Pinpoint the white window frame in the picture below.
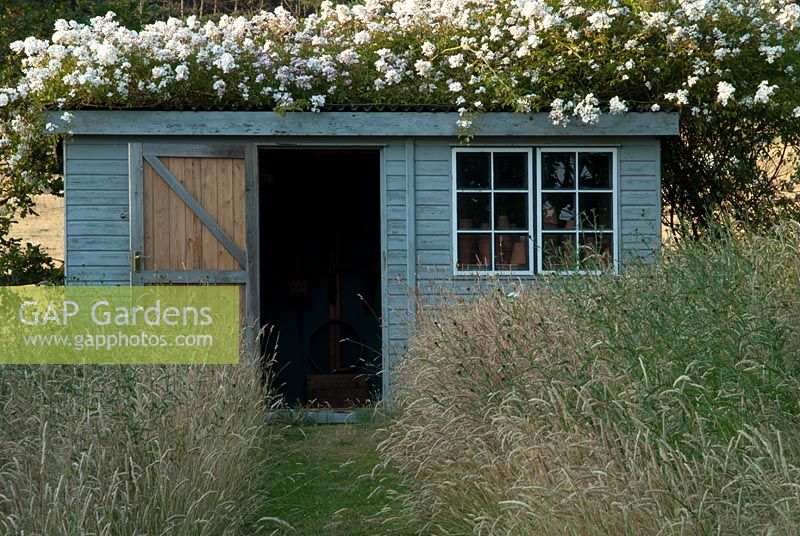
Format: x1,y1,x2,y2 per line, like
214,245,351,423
452,147,535,276
536,147,620,275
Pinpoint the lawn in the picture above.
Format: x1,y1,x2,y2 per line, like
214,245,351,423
254,418,415,535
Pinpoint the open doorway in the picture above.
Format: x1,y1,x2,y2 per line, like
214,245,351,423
259,148,382,407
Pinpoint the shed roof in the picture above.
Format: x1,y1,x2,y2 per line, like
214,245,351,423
49,111,679,137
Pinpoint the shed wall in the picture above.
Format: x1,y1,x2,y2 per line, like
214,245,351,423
64,140,131,285
64,134,662,393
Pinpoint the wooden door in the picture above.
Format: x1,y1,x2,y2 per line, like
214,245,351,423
129,144,259,350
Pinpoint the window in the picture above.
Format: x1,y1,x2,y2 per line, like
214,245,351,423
453,148,534,274
537,148,617,273
452,147,617,275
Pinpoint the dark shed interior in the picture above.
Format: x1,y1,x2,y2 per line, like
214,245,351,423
259,148,382,407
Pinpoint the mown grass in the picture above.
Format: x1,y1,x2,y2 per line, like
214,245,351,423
379,222,800,535
257,417,417,535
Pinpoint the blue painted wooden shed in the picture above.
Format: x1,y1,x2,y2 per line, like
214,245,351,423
53,110,678,405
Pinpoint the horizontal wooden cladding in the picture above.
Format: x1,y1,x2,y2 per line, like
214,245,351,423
68,235,130,251
70,250,129,267
63,141,131,287
49,111,680,137
66,266,130,283
621,161,657,176
66,175,128,191
67,205,128,222
65,190,129,206
65,221,128,236
66,144,129,160
65,159,128,175
621,205,660,221
142,156,246,271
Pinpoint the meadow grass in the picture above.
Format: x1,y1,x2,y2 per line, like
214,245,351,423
0,362,278,535
378,222,800,535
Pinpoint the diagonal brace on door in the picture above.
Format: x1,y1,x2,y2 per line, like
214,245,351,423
144,155,247,269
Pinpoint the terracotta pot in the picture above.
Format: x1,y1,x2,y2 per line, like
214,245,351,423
458,234,477,266
496,235,515,266
564,219,575,230
510,237,527,267
478,235,491,267
458,217,474,229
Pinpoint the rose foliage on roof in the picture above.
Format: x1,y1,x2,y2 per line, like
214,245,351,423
0,0,799,235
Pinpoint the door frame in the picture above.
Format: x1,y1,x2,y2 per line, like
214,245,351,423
128,143,261,352
256,143,388,398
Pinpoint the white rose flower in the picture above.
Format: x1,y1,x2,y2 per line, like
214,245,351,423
549,98,570,127
92,43,118,66
754,80,777,104
716,81,736,106
212,79,226,96
609,96,628,115
214,52,237,73
575,93,601,124
414,60,432,77
758,45,785,64
447,54,464,69
175,64,189,81
310,94,325,112
587,11,613,30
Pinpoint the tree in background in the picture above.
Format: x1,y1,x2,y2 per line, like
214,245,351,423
144,0,322,18
663,106,799,239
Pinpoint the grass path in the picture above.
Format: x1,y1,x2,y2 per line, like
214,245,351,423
255,420,415,535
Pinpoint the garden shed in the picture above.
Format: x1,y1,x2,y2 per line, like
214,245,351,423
54,110,678,405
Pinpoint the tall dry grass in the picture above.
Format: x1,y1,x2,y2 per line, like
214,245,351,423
379,223,800,535
0,362,274,535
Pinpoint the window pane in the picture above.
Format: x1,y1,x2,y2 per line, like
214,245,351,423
542,234,577,271
458,232,492,270
494,152,527,189
579,193,613,230
457,193,491,229
495,234,529,271
541,193,576,230
580,233,613,270
456,152,490,189
494,193,528,230
578,152,613,189
541,152,575,190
